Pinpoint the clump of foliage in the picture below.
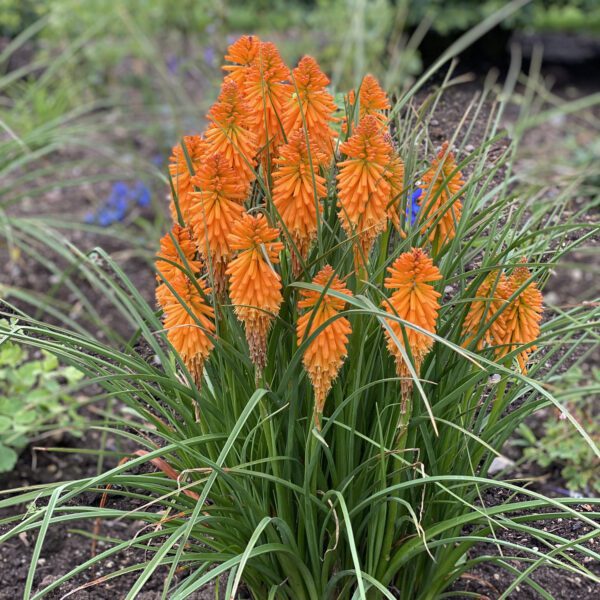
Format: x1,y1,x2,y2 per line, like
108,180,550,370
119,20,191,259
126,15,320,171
1,26,598,599
0,319,84,472
521,368,600,495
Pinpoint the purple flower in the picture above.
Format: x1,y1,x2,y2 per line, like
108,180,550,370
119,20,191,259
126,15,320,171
203,46,216,66
406,189,422,226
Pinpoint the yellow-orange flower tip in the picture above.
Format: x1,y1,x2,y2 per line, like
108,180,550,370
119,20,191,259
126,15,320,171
168,135,210,222
272,129,327,276
222,35,261,85
284,56,337,159
382,248,441,403
226,213,284,375
297,265,352,427
336,115,394,268
161,271,215,392
155,225,202,307
497,262,543,372
357,74,390,122
462,271,511,351
205,77,258,186
189,152,247,296
244,41,292,153
418,141,465,245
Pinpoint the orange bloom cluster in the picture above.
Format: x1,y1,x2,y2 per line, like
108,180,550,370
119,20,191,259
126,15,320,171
284,56,338,159
272,129,327,276
463,262,543,372
418,141,465,246
337,115,401,268
189,153,247,296
154,36,544,420
222,35,261,85
155,224,201,291
168,135,209,221
227,213,284,376
496,263,543,372
462,272,510,350
297,266,352,427
243,42,291,153
205,77,258,188
159,271,215,391
382,248,441,403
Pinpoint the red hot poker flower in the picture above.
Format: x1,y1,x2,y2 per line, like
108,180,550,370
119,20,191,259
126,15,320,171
297,265,352,428
382,248,442,405
205,77,258,188
284,56,337,160
272,129,327,276
226,213,284,376
337,115,393,269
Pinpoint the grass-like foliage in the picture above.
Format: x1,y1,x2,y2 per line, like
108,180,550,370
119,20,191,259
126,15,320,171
1,24,599,600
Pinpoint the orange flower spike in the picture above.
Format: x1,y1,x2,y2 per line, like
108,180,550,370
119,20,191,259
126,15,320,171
244,42,292,153
161,271,215,417
418,141,465,246
358,74,390,123
272,129,327,276
189,153,247,296
155,225,201,307
226,213,284,376
168,135,210,223
205,77,258,187
336,115,393,268
384,151,405,231
497,262,543,372
297,266,352,428
284,56,337,159
222,35,261,85
382,248,442,404
462,272,511,350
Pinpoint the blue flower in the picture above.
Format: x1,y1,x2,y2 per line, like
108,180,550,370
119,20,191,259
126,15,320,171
133,181,151,207
406,189,422,226
85,179,152,226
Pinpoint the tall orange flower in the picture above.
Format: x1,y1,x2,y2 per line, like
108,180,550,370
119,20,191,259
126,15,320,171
227,213,284,376
297,266,352,428
222,35,261,86
356,74,390,123
189,153,247,296
244,42,291,154
284,56,337,159
496,262,543,372
272,129,327,276
345,74,390,133
383,152,405,231
155,225,202,307
462,271,511,351
160,271,215,417
205,77,258,187
382,248,441,404
337,115,393,268
418,141,465,247
168,135,209,222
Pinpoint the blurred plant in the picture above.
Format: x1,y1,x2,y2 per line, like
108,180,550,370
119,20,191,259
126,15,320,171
407,0,600,34
520,368,600,495
84,181,151,227
0,319,84,472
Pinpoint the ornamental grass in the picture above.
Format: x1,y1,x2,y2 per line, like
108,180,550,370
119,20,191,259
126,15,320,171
2,30,599,600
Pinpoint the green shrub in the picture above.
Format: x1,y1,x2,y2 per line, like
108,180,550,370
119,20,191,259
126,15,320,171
520,368,600,494
0,5,598,598
0,319,84,472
